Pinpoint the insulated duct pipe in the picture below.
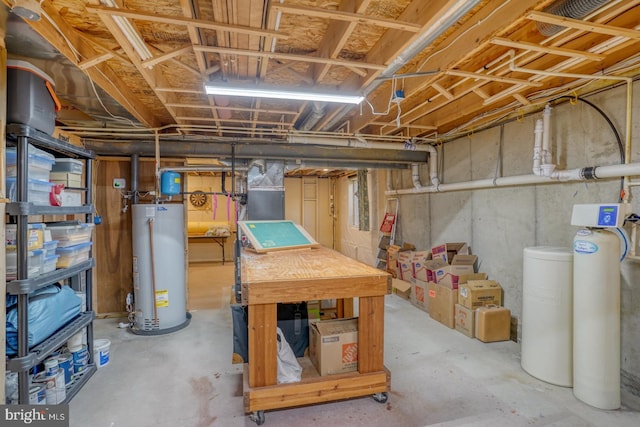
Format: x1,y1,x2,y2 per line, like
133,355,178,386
297,102,326,131
386,162,640,196
537,0,612,36
321,0,483,132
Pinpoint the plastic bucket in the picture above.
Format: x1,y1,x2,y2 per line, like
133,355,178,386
94,339,111,368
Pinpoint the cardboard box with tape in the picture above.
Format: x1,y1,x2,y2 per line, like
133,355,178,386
309,317,359,376
458,280,502,309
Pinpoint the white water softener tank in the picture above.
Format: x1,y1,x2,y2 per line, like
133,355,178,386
521,247,573,387
573,228,620,409
132,204,188,333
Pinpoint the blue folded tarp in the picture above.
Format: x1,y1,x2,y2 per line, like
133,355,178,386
6,284,82,356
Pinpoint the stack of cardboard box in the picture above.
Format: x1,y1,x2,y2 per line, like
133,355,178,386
389,241,512,343
455,280,511,342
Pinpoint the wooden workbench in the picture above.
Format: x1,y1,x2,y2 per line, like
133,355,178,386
241,246,391,423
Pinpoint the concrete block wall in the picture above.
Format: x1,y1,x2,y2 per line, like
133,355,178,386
361,81,640,407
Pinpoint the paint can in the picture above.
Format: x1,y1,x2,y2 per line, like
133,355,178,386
33,369,66,404
44,357,58,376
70,345,89,374
56,353,74,384
29,384,47,405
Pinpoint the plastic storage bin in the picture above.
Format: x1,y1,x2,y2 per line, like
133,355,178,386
47,223,94,247
42,255,60,274
42,240,59,257
6,146,55,181
6,178,53,206
6,223,46,251
7,60,58,135
6,249,44,280
56,242,92,268
51,158,83,174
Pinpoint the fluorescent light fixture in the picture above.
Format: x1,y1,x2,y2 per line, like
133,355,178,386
204,84,364,104
101,0,153,61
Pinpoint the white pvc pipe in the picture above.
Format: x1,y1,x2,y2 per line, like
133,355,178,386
533,119,543,175
385,162,640,196
542,104,552,168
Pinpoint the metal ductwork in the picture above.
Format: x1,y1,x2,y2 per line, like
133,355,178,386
536,0,612,36
296,102,326,131
83,139,427,168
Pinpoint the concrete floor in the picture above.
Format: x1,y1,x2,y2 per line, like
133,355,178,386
69,264,640,427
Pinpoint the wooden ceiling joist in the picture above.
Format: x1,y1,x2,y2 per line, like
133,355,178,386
166,103,299,115
142,46,194,69
77,52,114,70
86,5,286,39
193,45,387,70
270,4,422,33
490,37,606,61
526,11,640,39
444,70,543,87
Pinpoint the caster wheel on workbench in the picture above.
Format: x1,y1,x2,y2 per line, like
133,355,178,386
250,411,265,425
372,392,388,403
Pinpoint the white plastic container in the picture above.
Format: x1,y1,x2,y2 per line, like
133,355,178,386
51,158,83,174
42,240,59,257
47,223,94,247
94,339,111,368
6,178,53,205
6,249,43,280
6,223,46,251
42,254,60,274
6,144,56,181
521,247,573,387
56,242,92,268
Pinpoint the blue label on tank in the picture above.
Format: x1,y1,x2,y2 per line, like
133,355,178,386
574,240,598,254
157,206,168,211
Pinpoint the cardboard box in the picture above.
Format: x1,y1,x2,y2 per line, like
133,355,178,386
392,278,411,300
431,242,469,263
454,304,475,338
458,280,502,309
476,306,511,342
428,281,458,328
411,251,432,281
410,278,429,313
397,251,415,281
309,317,358,376
386,245,401,275
423,258,448,283
50,172,83,187
433,254,478,288
60,189,83,207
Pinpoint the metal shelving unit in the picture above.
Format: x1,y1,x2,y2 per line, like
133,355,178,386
5,123,97,404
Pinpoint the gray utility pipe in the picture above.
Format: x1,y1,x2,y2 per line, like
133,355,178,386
386,162,640,196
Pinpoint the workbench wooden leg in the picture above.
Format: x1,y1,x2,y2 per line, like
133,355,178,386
358,296,385,374
248,303,277,387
